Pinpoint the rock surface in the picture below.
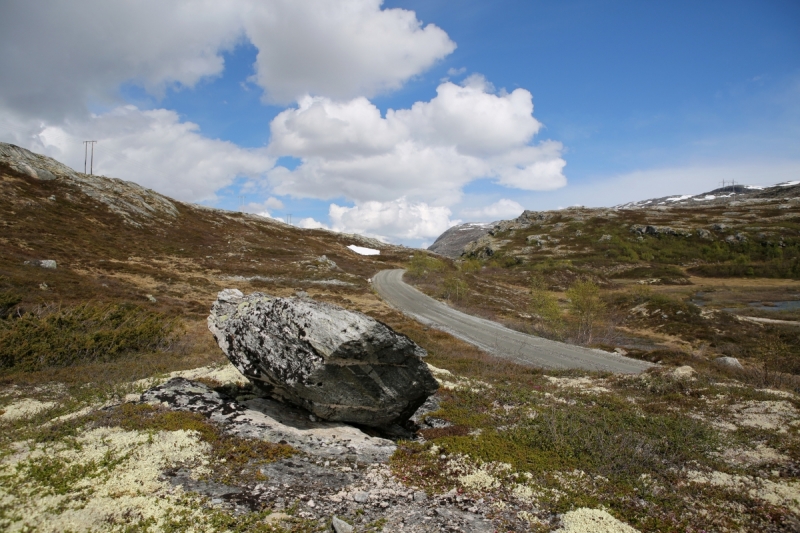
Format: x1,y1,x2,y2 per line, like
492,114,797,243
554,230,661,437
715,356,744,370
208,289,439,428
142,377,396,463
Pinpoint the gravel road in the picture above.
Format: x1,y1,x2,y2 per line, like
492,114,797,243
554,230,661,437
373,269,653,374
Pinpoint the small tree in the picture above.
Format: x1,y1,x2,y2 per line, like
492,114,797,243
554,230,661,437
566,280,606,344
529,276,564,336
442,275,468,301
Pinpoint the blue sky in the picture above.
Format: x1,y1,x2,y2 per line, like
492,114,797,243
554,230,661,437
1,0,798,246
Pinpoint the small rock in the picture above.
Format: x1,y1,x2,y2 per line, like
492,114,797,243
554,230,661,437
26,259,57,269
714,356,743,370
354,491,369,504
598,234,612,242
331,516,354,533
146,294,157,303
670,366,695,380
39,282,49,290
413,491,427,502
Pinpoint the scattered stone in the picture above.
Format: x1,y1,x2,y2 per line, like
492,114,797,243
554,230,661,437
413,491,427,502
715,357,743,370
146,294,157,303
353,491,369,503
331,516,354,533
207,289,439,428
599,234,612,242
142,377,396,463
24,259,57,269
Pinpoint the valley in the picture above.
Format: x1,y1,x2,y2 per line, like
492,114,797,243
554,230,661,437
1,144,799,532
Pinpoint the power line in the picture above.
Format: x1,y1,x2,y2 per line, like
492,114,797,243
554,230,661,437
83,140,97,175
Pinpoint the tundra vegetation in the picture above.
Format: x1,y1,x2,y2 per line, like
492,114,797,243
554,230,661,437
1,148,799,531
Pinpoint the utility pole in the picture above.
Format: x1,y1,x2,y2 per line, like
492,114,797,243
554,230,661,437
83,141,97,175
286,214,292,225
730,179,737,202
237,195,246,212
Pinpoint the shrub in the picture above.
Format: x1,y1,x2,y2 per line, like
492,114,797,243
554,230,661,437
407,252,446,277
442,275,468,301
459,258,482,274
529,276,564,333
0,302,177,372
566,281,606,343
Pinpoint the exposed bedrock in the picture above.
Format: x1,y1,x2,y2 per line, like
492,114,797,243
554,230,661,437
207,289,438,428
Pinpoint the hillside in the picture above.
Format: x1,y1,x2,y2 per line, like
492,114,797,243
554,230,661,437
2,144,800,532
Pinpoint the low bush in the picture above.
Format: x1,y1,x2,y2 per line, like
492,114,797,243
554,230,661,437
0,302,178,372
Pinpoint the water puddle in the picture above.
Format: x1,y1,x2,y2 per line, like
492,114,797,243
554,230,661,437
747,300,800,312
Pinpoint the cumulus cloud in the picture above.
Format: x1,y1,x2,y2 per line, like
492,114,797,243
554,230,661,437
244,0,456,103
268,80,566,206
1,1,454,118
461,199,525,221
0,0,244,121
328,198,458,241
297,217,331,230
2,106,274,203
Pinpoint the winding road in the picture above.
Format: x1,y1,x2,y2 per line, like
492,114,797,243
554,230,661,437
373,269,652,374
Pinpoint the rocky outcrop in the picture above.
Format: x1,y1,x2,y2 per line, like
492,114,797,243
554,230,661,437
630,224,693,237
208,289,438,428
0,142,179,227
427,222,494,258
142,377,396,463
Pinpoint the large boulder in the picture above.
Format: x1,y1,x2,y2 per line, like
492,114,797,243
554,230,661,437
207,289,438,428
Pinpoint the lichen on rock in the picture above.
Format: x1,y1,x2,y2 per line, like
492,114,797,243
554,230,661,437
208,289,439,428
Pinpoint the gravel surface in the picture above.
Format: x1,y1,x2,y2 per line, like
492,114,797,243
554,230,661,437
373,269,653,374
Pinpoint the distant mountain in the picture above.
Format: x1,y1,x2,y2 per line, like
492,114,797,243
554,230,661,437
427,222,495,258
429,180,800,260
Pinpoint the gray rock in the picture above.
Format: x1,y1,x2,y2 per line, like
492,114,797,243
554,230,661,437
331,516,354,533
208,289,439,428
714,356,744,370
25,259,57,269
353,491,369,503
142,377,396,463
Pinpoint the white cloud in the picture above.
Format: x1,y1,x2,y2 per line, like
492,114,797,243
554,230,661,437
243,0,456,103
4,106,274,203
268,80,565,206
297,217,331,230
1,1,454,117
243,197,284,214
328,198,458,242
0,0,244,121
461,199,524,221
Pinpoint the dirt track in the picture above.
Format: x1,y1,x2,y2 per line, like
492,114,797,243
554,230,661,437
373,269,653,374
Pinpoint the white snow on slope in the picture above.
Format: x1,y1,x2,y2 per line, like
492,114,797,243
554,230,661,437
347,245,380,256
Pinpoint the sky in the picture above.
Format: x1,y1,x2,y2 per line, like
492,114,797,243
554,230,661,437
1,0,798,247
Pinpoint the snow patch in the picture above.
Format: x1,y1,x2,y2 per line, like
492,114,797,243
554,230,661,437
347,245,380,256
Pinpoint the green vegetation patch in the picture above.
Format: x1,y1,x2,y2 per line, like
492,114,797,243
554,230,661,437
0,301,178,372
